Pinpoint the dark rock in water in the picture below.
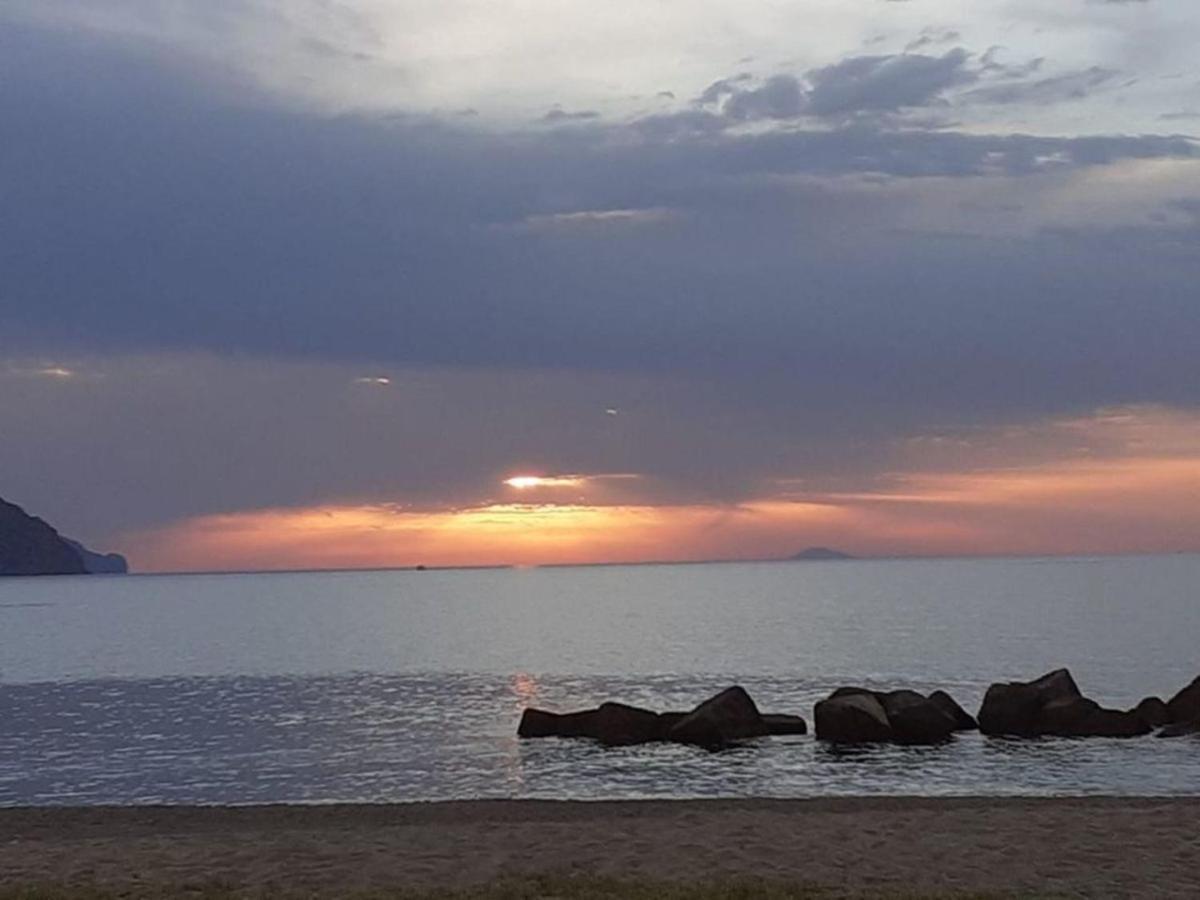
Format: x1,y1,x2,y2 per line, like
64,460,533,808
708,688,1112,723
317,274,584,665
829,686,875,700
929,690,978,731
1038,696,1148,737
1078,706,1153,738
878,690,956,744
1156,718,1200,738
518,707,599,739
591,702,666,746
815,693,892,743
1165,676,1200,724
1038,696,1103,736
519,689,796,749
978,668,1082,736
1135,697,1170,729
518,703,666,746
0,497,87,576
817,686,970,744
667,686,768,748
762,713,808,735
979,668,1150,738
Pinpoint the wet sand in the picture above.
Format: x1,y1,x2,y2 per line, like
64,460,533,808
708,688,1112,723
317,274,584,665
2,797,1198,897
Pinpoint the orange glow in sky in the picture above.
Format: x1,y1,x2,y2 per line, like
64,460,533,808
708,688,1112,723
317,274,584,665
121,406,1200,572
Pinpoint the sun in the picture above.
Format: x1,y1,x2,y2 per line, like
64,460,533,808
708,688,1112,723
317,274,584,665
503,475,585,489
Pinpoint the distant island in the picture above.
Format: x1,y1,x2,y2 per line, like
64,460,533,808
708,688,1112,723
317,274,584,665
0,496,128,576
791,547,855,561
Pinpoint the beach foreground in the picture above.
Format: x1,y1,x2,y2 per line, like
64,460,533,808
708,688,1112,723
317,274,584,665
2,798,1198,898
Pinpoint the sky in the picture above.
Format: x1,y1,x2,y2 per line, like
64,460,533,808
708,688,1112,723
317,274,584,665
1,0,1198,571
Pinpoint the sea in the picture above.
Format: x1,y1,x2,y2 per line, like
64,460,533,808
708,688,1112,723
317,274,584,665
1,555,1198,806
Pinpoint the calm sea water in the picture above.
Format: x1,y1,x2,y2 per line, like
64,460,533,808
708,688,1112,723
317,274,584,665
1,556,1198,805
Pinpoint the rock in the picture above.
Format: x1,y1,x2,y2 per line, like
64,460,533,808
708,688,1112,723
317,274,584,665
815,692,893,743
518,707,598,739
590,702,667,745
1040,697,1150,737
1135,697,1170,729
878,690,956,744
1165,676,1200,724
829,686,875,700
518,702,669,745
1157,718,1200,738
928,690,978,731
1038,696,1103,736
979,669,1150,738
978,668,1083,736
1077,707,1153,738
667,686,768,748
762,713,808,735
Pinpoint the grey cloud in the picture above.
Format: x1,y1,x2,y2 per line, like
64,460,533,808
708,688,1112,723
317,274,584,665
695,49,976,123
805,48,975,116
965,66,1121,105
2,18,1199,509
721,74,806,121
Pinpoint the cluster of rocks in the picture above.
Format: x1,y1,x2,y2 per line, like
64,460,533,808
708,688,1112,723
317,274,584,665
814,687,976,745
518,670,1200,749
817,669,1200,744
518,686,806,749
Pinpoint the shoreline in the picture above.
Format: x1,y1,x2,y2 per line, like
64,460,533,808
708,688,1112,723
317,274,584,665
4,797,1199,897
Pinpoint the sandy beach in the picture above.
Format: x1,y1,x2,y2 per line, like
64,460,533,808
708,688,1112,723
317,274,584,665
2,797,1198,897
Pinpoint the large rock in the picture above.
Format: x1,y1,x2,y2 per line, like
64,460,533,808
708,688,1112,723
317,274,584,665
1038,696,1103,736
815,692,893,743
929,690,978,731
517,702,665,745
978,669,1083,736
979,669,1151,738
816,686,971,744
591,702,668,745
1165,676,1200,724
878,690,956,744
1038,697,1148,737
667,686,768,748
518,707,599,739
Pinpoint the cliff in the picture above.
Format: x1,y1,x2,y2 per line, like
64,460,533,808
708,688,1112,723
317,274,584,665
0,496,127,576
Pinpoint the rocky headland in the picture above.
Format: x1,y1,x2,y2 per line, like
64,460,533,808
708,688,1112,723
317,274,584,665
0,496,127,576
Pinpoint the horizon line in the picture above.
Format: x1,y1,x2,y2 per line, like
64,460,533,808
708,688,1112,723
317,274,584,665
43,548,1200,580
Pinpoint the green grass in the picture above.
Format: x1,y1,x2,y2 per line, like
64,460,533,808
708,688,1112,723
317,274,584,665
0,875,1046,900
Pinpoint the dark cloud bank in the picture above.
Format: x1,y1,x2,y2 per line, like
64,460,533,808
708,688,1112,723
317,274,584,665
2,20,1199,540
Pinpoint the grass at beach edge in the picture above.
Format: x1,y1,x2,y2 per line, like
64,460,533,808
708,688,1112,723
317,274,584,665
0,875,1047,900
